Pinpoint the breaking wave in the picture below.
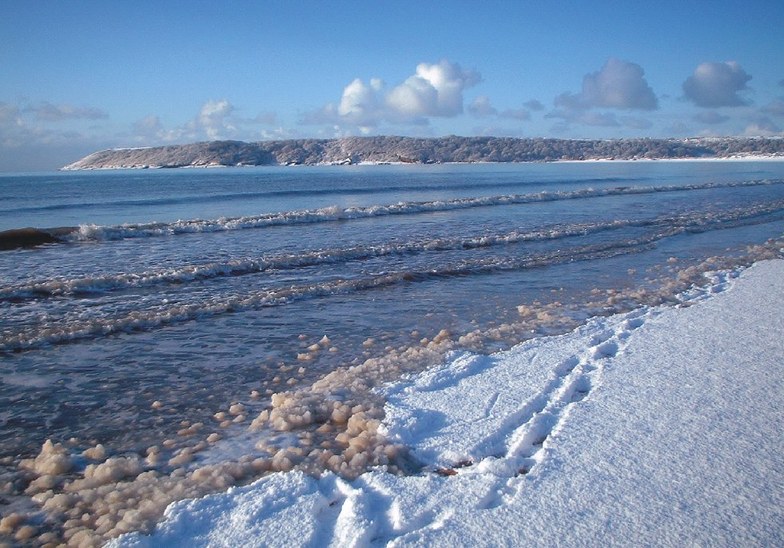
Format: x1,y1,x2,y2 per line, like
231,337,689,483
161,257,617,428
53,178,783,243
3,200,783,302
3,199,784,353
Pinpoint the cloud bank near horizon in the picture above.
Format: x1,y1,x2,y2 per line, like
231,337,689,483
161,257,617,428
1,57,782,170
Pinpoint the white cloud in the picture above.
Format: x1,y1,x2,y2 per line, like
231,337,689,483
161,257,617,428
547,59,658,130
682,61,752,108
581,58,658,110
304,59,480,130
556,58,658,112
469,97,531,121
468,96,498,117
395,60,480,116
131,99,280,144
337,78,384,125
198,99,236,140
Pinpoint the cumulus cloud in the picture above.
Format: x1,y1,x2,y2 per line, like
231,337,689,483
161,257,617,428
304,59,480,130
693,111,730,125
468,96,498,117
335,78,385,126
682,61,752,108
556,58,658,112
552,92,584,112
128,100,237,143
198,99,236,140
469,96,532,121
388,60,480,118
581,58,658,110
547,59,657,131
129,100,284,145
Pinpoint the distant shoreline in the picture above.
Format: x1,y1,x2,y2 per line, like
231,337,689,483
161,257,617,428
61,136,784,171
61,156,784,172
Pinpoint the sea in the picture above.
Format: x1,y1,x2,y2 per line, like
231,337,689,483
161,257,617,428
2,161,784,536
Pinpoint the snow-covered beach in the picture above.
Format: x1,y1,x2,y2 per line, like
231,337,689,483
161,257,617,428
116,259,784,547
3,162,784,545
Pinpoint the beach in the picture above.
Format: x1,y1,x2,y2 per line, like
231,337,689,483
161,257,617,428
117,258,784,546
2,161,783,544
4,0,784,543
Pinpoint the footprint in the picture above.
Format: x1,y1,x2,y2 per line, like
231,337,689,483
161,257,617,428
624,317,645,330
569,375,592,403
591,340,618,358
589,331,614,346
554,355,580,376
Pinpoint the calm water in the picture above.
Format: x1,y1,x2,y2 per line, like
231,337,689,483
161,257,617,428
2,161,784,464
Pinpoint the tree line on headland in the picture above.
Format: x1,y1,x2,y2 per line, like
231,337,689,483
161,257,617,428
62,136,784,170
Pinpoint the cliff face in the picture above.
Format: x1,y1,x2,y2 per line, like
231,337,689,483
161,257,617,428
62,136,784,170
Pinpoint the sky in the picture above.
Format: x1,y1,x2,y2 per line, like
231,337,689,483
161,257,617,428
1,0,783,171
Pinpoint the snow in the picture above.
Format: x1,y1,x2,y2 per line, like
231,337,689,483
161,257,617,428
115,260,784,547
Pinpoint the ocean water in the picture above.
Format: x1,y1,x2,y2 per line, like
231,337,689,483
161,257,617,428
2,161,784,532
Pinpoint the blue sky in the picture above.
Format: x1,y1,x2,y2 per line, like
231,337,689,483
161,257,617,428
2,0,783,171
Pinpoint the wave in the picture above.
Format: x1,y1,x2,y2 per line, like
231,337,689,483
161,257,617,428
2,179,781,248
3,200,784,302
0,175,650,216
0,222,623,300
56,178,784,243
0,238,652,353
4,201,784,353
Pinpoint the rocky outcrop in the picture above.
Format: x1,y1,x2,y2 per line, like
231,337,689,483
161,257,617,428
62,136,784,170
